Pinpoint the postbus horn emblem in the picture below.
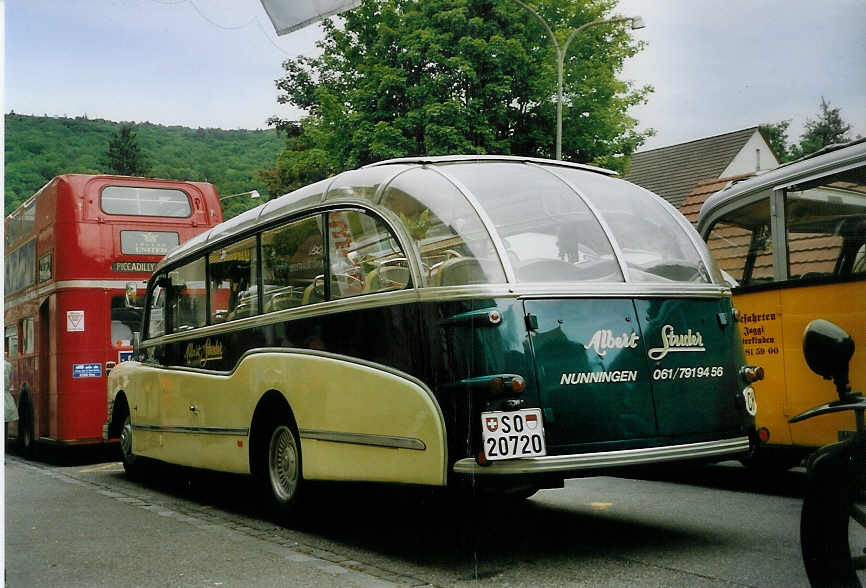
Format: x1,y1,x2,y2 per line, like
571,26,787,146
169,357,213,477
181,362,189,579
485,417,498,432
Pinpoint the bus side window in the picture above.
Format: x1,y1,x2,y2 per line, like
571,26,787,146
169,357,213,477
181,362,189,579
169,258,207,332
706,197,775,287
147,280,166,339
784,178,866,280
19,318,35,354
209,236,258,323
261,215,326,312
4,325,18,358
326,210,410,301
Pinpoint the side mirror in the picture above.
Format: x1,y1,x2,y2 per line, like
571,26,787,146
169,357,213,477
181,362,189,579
802,319,855,398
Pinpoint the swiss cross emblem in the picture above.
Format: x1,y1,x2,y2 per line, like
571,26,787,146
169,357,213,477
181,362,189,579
485,417,499,432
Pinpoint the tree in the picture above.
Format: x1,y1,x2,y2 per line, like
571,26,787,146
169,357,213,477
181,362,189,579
263,0,653,195
104,124,149,176
791,97,852,159
759,120,791,162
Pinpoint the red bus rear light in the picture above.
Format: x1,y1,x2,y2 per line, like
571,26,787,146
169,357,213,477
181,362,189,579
758,427,770,443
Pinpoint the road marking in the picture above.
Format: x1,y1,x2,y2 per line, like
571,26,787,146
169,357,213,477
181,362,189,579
79,462,124,473
590,501,613,511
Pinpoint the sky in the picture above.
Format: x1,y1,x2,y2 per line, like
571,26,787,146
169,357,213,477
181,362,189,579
4,0,866,151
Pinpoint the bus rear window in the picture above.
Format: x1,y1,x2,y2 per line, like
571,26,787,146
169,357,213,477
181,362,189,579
120,231,180,256
101,186,192,217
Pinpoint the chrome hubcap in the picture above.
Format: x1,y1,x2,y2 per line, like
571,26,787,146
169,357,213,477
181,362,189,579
268,425,298,503
120,418,134,462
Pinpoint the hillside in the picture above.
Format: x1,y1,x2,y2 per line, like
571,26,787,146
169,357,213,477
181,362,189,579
4,113,283,218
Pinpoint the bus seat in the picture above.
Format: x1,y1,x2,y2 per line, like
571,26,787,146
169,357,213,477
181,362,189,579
433,257,488,287
363,266,410,293
302,277,325,305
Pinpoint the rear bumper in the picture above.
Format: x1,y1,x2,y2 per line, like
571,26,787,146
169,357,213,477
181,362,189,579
452,436,751,475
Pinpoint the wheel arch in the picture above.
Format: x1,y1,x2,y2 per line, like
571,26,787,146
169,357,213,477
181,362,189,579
248,389,297,479
108,391,130,440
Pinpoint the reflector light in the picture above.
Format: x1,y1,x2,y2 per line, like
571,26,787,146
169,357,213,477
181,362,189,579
758,427,770,443
741,366,765,383
476,451,489,466
488,310,502,325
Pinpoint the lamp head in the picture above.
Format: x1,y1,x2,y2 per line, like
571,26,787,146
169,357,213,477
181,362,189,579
630,16,646,30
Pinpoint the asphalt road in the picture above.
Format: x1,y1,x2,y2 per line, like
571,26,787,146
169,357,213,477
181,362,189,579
5,448,812,587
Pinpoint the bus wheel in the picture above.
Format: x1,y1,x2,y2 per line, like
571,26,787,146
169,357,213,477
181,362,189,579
120,415,146,481
800,461,864,587
17,400,35,458
262,421,304,516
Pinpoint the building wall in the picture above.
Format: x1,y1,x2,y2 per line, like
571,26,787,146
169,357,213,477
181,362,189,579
721,131,779,177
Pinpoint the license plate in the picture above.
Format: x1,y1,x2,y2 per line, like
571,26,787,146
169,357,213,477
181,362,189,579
481,409,547,461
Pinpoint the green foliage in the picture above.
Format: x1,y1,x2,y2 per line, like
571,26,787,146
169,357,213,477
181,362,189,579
4,114,282,219
759,120,792,163
762,98,854,163
104,124,149,176
790,97,853,160
263,0,654,194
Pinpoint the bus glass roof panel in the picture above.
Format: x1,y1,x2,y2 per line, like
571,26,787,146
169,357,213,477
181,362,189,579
325,165,413,203
257,177,331,226
556,168,711,284
442,161,624,283
381,166,507,286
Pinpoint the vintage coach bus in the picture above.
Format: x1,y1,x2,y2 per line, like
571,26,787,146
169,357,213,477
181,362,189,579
107,156,757,513
4,174,223,453
697,139,866,468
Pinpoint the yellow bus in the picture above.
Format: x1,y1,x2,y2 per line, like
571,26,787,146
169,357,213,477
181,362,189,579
697,138,866,468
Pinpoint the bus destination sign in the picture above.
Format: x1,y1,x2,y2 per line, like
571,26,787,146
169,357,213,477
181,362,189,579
112,261,157,273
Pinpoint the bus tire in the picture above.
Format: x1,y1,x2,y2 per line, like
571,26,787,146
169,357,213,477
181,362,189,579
800,459,863,588
119,415,147,481
16,398,36,459
260,418,304,517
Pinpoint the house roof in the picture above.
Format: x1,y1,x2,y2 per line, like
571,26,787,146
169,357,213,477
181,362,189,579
679,173,755,226
624,128,760,209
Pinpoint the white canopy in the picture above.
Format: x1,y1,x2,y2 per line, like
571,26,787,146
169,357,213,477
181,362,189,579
259,0,361,35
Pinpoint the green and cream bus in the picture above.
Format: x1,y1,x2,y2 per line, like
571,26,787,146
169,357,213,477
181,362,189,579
106,155,757,514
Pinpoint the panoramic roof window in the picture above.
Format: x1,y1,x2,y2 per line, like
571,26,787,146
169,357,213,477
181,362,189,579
557,168,711,283
442,163,624,283
381,168,506,286
101,186,192,217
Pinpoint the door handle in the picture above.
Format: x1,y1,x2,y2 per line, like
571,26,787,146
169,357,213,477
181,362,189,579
189,405,197,413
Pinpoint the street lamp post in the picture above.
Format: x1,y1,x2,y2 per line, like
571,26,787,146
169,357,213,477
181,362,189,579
512,1,645,160
219,189,261,201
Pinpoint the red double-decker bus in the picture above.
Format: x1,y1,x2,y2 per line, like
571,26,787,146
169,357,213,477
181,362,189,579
4,174,223,454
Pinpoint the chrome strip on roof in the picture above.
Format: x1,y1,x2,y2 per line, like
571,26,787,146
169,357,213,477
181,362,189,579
364,154,617,176
452,436,750,475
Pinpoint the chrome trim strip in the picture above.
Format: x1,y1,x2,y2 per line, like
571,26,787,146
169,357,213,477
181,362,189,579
300,429,426,451
425,165,516,284
141,288,421,348
531,163,632,282
452,436,750,475
133,424,249,436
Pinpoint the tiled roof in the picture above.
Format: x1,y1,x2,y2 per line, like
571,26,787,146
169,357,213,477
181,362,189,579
679,174,754,226
682,174,846,284
625,128,759,208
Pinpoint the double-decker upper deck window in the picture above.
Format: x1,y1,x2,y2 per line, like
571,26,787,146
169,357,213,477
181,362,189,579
101,186,192,217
